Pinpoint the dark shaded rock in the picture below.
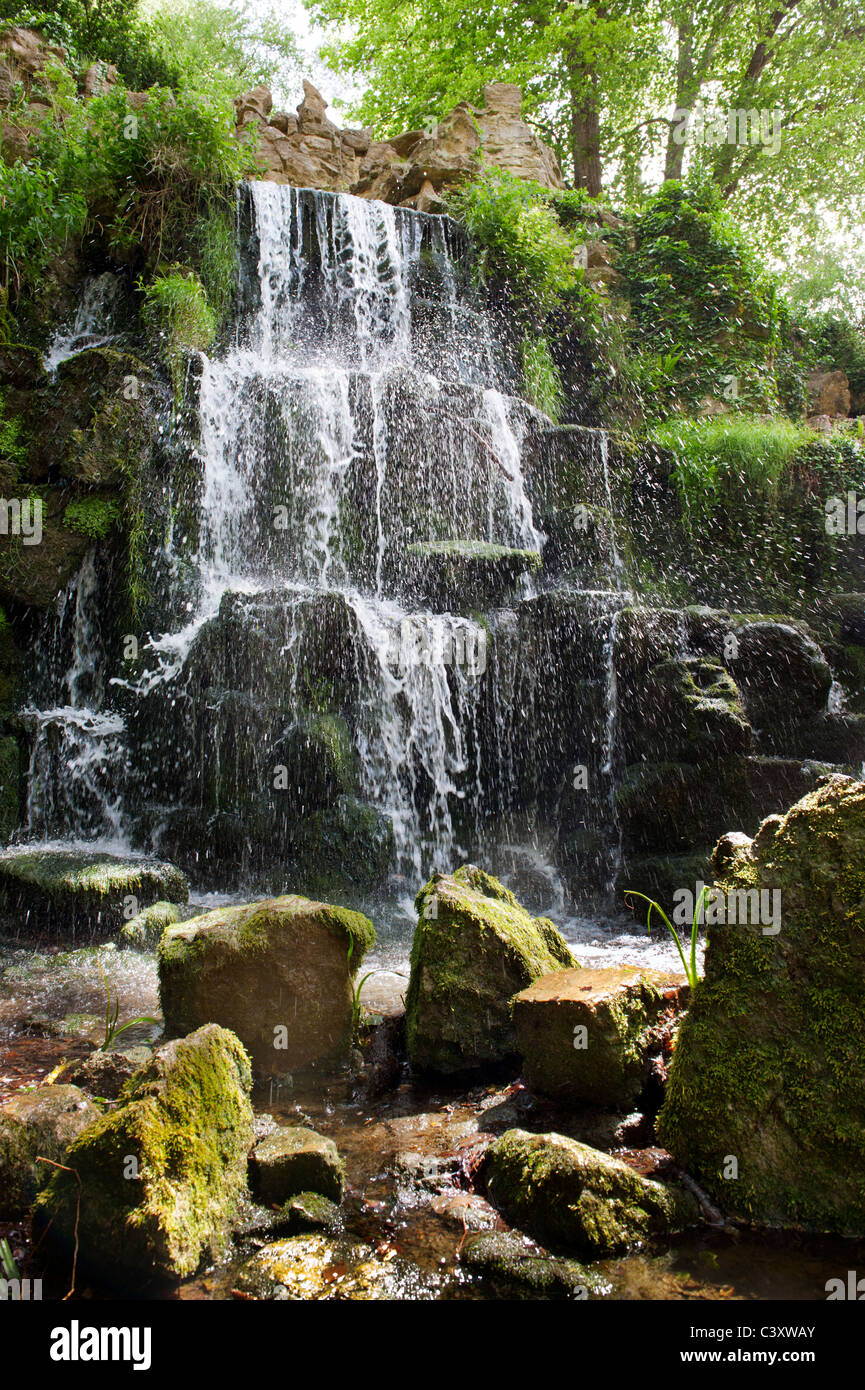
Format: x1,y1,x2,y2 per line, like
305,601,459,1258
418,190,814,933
459,1229,600,1298
0,1084,99,1218
249,1126,345,1204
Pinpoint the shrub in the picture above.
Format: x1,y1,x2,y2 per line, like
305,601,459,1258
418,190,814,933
140,266,216,380
521,334,564,421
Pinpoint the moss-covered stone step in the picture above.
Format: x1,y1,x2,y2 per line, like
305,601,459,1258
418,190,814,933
404,538,542,609
406,864,575,1075
513,966,688,1108
0,1084,100,1219
33,1024,254,1288
0,848,188,939
658,774,865,1234
158,894,375,1073
482,1128,699,1256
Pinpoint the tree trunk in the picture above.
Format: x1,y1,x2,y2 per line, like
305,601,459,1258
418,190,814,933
568,56,602,194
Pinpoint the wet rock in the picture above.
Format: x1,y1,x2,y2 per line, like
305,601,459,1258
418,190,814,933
0,848,188,939
729,621,833,742
63,1045,153,1100
624,657,752,763
459,1229,600,1298
270,712,356,810
404,539,542,610
119,899,181,949
482,1128,698,1256
0,1084,99,1218
807,369,850,418
658,775,865,1234
513,966,688,1107
277,1191,343,1235
407,865,574,1074
249,1126,345,1204
234,1232,432,1299
33,1024,254,1287
158,894,374,1073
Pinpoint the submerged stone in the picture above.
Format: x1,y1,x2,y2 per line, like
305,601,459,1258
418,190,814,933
33,1024,254,1287
0,849,188,940
482,1128,698,1256
658,775,865,1234
158,894,375,1073
406,864,574,1074
249,1126,345,1204
513,966,688,1107
234,1232,433,1300
0,1084,100,1218
459,1229,601,1298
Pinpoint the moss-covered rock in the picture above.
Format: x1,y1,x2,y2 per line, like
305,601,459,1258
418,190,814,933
626,657,752,763
0,848,188,939
0,486,89,607
406,864,574,1074
459,1229,602,1298
0,1084,100,1218
404,538,542,609
730,621,833,743
119,900,182,949
482,1128,698,1255
513,966,688,1107
658,775,865,1234
158,894,375,1073
271,713,357,811
33,1024,254,1287
249,1126,345,1204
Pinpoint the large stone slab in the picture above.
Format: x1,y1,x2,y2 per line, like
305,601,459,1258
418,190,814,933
158,894,375,1073
0,848,187,939
513,966,688,1107
33,1024,253,1288
406,865,574,1074
658,775,865,1233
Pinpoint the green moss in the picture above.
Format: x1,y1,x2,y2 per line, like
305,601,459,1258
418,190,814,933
119,900,182,949
33,1024,254,1286
0,849,188,937
658,776,865,1232
62,495,121,539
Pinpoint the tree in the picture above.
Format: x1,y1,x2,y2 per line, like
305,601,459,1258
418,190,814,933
142,0,303,105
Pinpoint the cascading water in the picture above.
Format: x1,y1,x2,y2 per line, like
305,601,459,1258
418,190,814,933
20,183,630,935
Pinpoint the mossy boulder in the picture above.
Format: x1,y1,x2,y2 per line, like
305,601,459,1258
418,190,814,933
33,1024,253,1288
404,538,542,609
459,1229,602,1298
249,1126,345,1204
729,621,833,742
658,775,865,1233
513,966,688,1107
119,900,182,949
158,894,375,1073
482,1129,698,1256
406,864,575,1074
0,487,89,607
271,713,356,811
0,848,188,939
0,1084,100,1218
624,657,752,763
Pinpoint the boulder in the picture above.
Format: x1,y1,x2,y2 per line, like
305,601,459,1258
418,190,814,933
234,1232,428,1299
406,864,574,1074
158,894,375,1073
728,621,833,741
63,1045,153,1101
119,899,181,949
0,848,188,939
807,369,850,419
658,776,865,1233
249,1126,345,1204
624,657,752,762
459,1229,600,1298
482,1129,698,1255
513,966,688,1107
0,1084,99,1218
33,1024,254,1287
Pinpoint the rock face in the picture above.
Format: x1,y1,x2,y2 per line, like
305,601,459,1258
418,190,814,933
249,1126,345,1204
513,966,688,1107
33,1024,253,1287
406,865,574,1074
483,1129,698,1255
119,900,181,948
658,776,865,1233
807,369,850,419
0,849,188,939
158,894,375,1073
236,79,564,206
405,539,542,611
0,1084,99,1218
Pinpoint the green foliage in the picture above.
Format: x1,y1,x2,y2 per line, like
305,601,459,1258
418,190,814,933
0,389,28,481
624,888,707,990
63,495,121,539
447,169,579,318
798,313,865,398
144,0,303,105
140,266,216,380
95,955,158,1051
521,334,563,422
650,415,812,531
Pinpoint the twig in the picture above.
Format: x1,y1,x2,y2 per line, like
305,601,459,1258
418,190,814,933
35,1157,82,1299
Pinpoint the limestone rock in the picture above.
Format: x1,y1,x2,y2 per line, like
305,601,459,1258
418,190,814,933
249,1126,345,1204
658,776,865,1233
0,1084,99,1218
513,966,688,1107
406,864,574,1074
158,894,375,1072
33,1024,254,1287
